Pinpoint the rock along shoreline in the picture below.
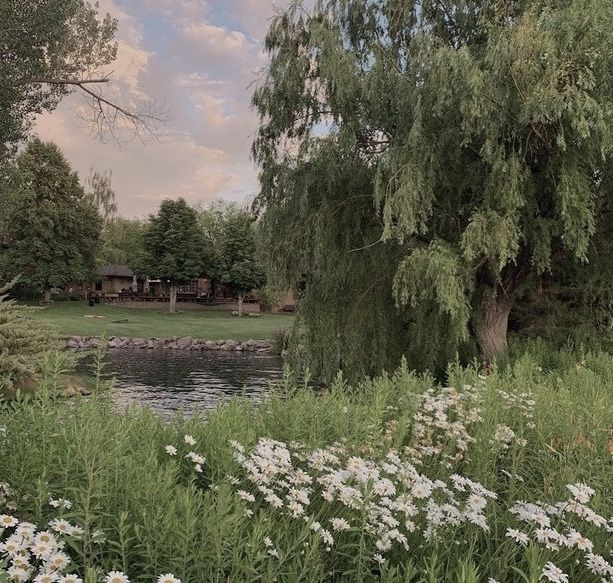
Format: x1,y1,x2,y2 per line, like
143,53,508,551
65,336,274,353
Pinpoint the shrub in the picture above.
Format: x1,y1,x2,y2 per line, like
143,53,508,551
0,280,60,394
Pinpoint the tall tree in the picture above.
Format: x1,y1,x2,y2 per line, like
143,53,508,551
0,139,102,303
253,0,613,376
216,213,266,316
0,0,160,159
139,198,204,313
86,168,117,225
193,200,245,280
99,217,145,267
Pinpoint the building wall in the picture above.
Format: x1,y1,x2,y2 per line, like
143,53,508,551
99,276,134,293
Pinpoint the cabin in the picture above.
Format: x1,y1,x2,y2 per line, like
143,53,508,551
94,264,142,294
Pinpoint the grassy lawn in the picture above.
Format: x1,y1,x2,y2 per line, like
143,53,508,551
29,301,294,340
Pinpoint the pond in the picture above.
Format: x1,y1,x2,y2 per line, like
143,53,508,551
79,349,284,417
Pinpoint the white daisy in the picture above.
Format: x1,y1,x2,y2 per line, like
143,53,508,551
505,528,529,545
49,519,72,535
185,452,205,465
0,537,24,555
566,483,595,504
237,490,255,503
104,571,130,583
184,435,196,446
46,550,71,571
32,541,54,560
320,529,334,546
33,574,59,583
7,566,32,583
69,524,85,537
15,522,37,541
566,529,593,552
541,562,568,583
49,499,72,510
0,514,19,528
165,445,177,456
330,518,350,531
156,574,181,583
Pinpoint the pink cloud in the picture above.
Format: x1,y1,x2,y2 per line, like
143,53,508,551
31,0,284,217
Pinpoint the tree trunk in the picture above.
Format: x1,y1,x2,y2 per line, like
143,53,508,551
169,284,177,313
43,288,51,304
237,293,243,317
473,292,514,361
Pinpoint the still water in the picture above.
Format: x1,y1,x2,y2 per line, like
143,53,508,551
80,349,284,417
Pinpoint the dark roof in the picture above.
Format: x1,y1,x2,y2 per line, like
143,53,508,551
98,264,134,278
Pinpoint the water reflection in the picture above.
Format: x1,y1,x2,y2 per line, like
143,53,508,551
79,349,283,417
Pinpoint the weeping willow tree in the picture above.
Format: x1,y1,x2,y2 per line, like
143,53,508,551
253,0,613,378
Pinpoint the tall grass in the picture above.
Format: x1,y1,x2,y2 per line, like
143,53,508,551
0,347,611,582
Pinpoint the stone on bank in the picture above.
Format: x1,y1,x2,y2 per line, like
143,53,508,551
66,336,273,353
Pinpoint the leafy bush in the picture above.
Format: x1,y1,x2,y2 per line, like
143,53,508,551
0,281,60,394
0,348,612,582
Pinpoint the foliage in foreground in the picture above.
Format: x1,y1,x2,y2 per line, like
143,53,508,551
0,284,59,393
0,348,612,582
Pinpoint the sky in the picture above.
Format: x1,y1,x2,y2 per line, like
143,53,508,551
34,0,284,218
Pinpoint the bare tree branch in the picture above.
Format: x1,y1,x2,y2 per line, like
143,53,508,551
16,76,169,144
17,78,112,85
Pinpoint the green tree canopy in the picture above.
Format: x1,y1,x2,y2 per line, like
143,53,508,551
193,200,246,277
253,0,613,377
195,200,245,243
215,213,266,315
98,217,146,268
139,198,204,313
0,0,117,158
0,139,102,302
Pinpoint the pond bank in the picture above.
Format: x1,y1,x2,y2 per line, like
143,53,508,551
66,336,274,353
